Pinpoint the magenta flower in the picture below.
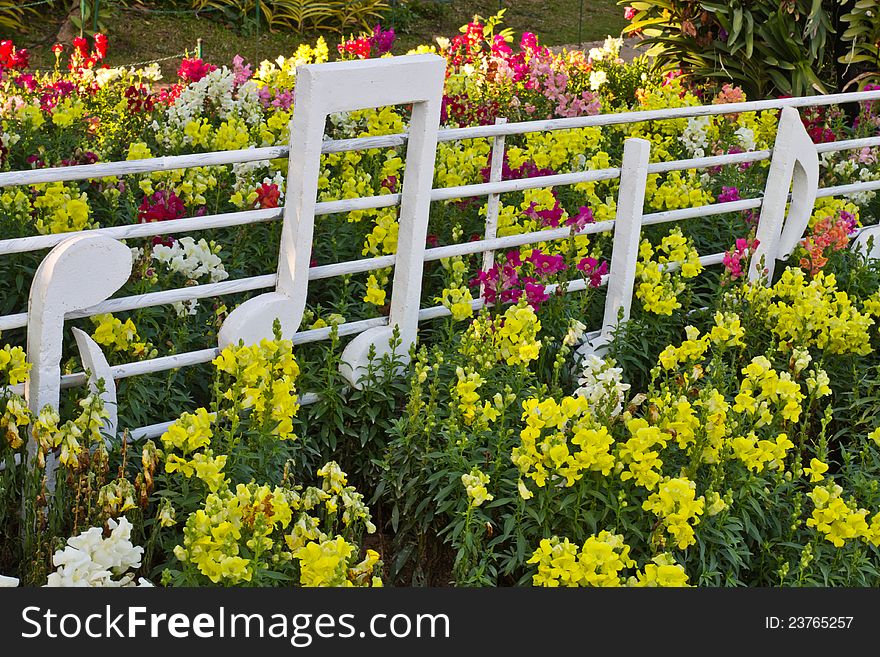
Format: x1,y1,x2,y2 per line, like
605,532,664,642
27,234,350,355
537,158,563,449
718,186,740,203
527,249,568,277
369,25,396,56
577,257,609,288
566,205,595,231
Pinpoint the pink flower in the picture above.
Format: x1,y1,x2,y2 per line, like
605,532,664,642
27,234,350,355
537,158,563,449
566,206,595,231
624,6,638,20
526,249,568,277
232,55,252,87
723,238,758,281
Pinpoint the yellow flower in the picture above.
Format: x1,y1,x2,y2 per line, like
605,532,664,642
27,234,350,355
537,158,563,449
803,458,829,483
461,468,493,507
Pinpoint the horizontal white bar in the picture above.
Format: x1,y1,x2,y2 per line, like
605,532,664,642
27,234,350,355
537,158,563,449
646,150,770,174
0,146,290,188
643,198,764,225
816,179,880,198
0,207,281,256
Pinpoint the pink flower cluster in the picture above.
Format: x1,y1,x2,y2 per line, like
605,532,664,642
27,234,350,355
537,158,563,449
723,237,759,281
471,249,563,309
138,190,186,223
439,24,601,124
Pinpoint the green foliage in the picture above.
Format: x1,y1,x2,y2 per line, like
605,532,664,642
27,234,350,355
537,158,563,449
191,0,389,34
621,0,871,97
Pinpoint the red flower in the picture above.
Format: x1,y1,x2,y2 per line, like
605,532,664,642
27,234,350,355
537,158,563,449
254,182,281,209
94,33,108,60
52,43,64,55
177,58,217,84
73,36,89,59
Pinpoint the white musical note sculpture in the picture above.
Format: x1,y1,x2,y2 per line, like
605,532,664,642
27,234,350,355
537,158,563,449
26,234,131,473
218,54,446,388
749,106,819,282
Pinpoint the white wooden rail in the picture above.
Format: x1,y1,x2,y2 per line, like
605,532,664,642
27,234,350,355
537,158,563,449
3,55,880,450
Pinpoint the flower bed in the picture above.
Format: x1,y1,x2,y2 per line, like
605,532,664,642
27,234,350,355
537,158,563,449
3,17,880,587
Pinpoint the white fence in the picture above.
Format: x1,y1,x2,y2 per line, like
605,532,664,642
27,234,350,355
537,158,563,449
4,55,880,449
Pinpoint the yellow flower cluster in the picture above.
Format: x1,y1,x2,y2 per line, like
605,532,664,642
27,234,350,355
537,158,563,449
213,338,301,441
434,138,492,189
460,302,542,369
440,286,475,321
97,478,137,516
294,537,382,587
161,408,228,492
452,367,484,425
528,534,690,587
759,269,873,356
512,396,615,493
728,432,794,473
528,532,635,587
652,393,700,450
0,340,29,387
509,127,603,172
461,467,493,507
657,325,710,371
90,313,156,360
617,417,670,490
438,256,474,321
161,407,213,454
645,170,714,212
174,482,297,584
50,98,86,128
28,393,110,469
807,483,880,548
1,395,30,450
627,553,690,587
732,356,804,426
310,461,376,532
642,477,705,549
635,227,702,315
32,182,92,235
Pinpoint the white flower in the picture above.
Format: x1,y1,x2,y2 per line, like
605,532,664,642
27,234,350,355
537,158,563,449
574,354,630,417
735,126,756,152
563,319,587,347
45,517,146,588
589,70,608,91
680,115,711,158
153,236,228,283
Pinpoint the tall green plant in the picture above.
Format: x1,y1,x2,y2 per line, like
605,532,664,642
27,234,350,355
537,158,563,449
621,0,843,98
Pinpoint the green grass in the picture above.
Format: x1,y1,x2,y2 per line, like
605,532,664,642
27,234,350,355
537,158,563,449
14,1,627,76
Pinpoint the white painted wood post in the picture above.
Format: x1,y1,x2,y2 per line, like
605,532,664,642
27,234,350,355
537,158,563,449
217,54,446,389
480,118,508,298
579,137,651,357
749,106,819,283
25,235,131,482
